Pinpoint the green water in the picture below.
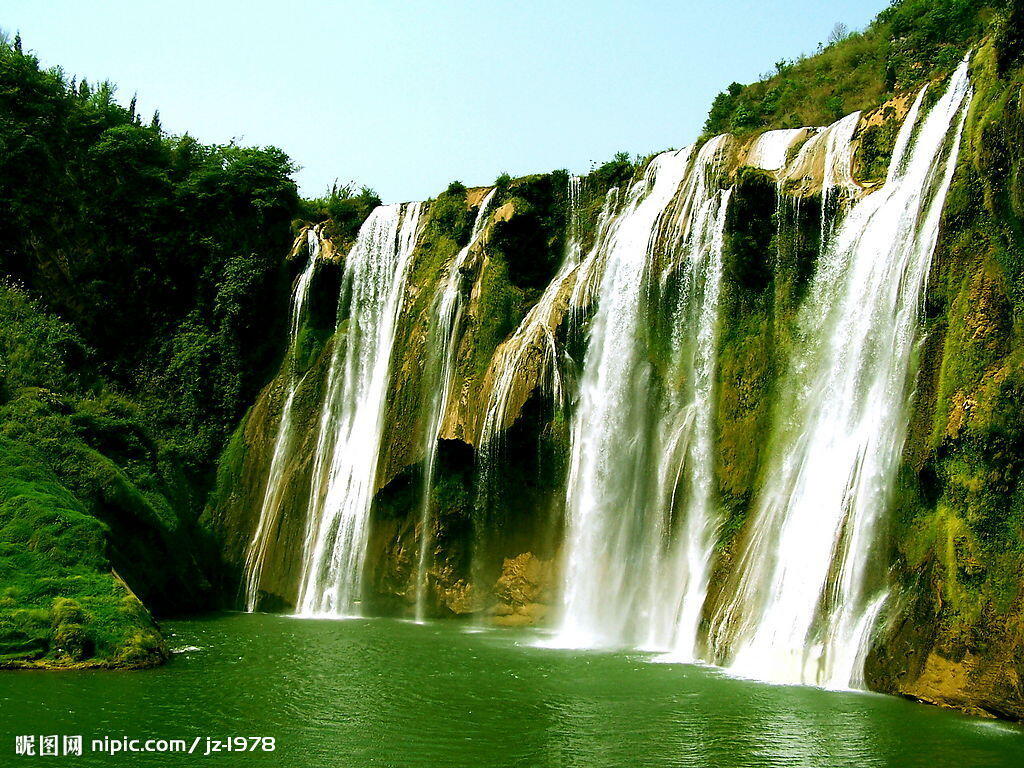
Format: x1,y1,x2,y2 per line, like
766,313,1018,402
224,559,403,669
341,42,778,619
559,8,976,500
0,613,1020,767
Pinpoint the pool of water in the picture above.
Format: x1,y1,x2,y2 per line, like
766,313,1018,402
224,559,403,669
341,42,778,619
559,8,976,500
0,613,1020,766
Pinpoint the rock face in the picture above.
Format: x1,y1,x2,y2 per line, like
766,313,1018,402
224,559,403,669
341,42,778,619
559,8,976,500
857,46,1024,721
205,228,341,611
490,553,555,627
208,33,1024,720
212,176,572,611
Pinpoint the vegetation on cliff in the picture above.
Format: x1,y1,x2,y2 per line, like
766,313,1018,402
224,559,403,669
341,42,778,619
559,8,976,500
868,38,1024,719
703,0,1011,136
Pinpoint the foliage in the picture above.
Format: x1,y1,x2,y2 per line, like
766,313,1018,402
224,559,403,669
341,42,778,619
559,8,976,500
489,173,568,295
0,283,213,613
0,37,299,478
0,36,299,663
0,281,92,400
702,0,1000,136
299,182,381,247
587,151,636,191
428,183,474,245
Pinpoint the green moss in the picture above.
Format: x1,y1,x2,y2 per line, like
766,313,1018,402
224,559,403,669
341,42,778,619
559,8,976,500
293,325,332,373
204,411,250,517
471,255,519,381
878,38,1024,693
0,281,213,643
0,436,165,667
713,171,790,552
856,114,902,183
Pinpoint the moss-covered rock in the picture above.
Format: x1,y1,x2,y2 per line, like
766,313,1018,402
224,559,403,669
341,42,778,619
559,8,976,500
0,437,166,668
863,42,1024,720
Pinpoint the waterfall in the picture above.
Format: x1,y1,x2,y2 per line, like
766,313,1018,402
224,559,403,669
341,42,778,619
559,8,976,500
567,186,620,326
780,112,860,196
414,188,496,621
745,128,809,172
651,138,733,659
712,59,972,688
551,138,732,650
241,226,321,612
296,202,423,617
564,173,583,267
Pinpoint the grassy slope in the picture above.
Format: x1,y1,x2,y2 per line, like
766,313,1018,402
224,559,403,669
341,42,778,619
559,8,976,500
0,437,165,667
0,287,177,666
703,0,999,137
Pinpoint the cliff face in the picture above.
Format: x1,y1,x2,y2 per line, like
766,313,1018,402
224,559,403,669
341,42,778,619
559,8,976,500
706,48,1024,716
211,178,574,613
209,18,1024,717
865,43,1024,720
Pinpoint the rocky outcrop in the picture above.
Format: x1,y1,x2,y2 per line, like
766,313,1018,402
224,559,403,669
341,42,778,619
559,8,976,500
489,552,555,627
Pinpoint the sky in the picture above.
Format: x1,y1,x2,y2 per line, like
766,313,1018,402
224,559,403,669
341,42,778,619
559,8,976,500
5,0,890,202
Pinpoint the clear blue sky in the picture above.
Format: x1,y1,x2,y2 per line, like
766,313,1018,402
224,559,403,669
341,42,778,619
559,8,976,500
5,0,888,202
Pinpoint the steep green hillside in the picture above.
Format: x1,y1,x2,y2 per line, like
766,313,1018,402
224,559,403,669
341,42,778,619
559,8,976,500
704,0,1009,136
866,37,1024,719
0,37,306,665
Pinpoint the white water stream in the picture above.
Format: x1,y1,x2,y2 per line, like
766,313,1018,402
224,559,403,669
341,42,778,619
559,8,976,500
714,59,972,688
242,226,321,611
414,189,497,620
553,140,733,651
296,202,423,617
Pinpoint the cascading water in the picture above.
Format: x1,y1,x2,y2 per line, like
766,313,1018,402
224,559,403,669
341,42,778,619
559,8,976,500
564,174,583,267
241,226,321,612
478,176,586,453
552,151,693,647
296,202,423,617
552,139,732,651
567,186,621,326
255,55,974,705
781,112,860,195
414,188,496,621
471,176,589,599
745,128,809,173
650,138,733,659
712,59,972,688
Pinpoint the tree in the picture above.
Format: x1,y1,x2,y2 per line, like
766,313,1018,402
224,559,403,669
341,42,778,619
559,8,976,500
829,22,849,44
